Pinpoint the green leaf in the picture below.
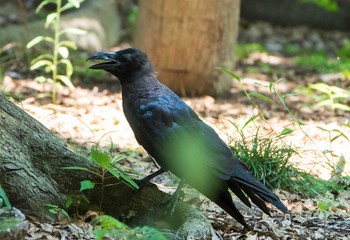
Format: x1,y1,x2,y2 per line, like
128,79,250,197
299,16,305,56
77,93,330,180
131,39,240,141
61,0,84,11
30,60,53,70
56,75,75,89
27,37,43,49
113,166,139,190
330,86,350,98
297,121,304,126
62,166,90,171
112,154,129,163
45,13,58,28
309,83,331,94
58,59,73,77
242,114,259,131
60,209,71,219
317,202,329,211
68,0,81,8
91,148,111,169
216,67,241,81
332,103,350,111
281,128,293,135
31,54,54,62
65,196,73,209
34,76,52,83
58,40,77,49
46,203,57,208
106,168,121,179
316,99,331,107
269,81,274,92
332,129,349,141
80,180,95,191
282,91,299,99
0,185,11,209
48,208,57,214
35,0,56,13
58,46,69,58
59,28,87,36
248,92,275,103
27,36,54,48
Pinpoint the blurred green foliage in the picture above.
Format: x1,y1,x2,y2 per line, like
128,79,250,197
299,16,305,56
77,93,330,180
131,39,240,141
301,0,339,12
235,43,268,60
93,215,166,240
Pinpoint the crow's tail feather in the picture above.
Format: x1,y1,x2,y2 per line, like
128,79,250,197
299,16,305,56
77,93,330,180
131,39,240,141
211,190,252,230
228,161,288,214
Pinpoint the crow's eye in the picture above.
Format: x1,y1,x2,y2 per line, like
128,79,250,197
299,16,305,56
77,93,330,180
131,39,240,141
122,54,132,62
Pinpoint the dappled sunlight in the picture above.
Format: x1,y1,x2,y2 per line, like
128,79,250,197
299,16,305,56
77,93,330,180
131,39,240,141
244,52,294,66
3,74,138,149
5,70,348,180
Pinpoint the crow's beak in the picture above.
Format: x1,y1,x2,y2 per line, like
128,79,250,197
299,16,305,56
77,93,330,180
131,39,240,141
86,51,118,69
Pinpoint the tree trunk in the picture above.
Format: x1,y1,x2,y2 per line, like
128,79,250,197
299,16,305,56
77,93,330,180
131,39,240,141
0,94,218,238
133,0,240,97
0,94,96,220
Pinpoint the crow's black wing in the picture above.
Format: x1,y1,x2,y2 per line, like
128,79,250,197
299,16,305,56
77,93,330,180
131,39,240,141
125,90,235,182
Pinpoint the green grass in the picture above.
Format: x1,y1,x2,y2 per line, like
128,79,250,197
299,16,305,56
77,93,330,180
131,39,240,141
237,41,350,77
229,126,349,197
219,66,349,198
229,126,308,195
295,51,350,76
230,128,297,191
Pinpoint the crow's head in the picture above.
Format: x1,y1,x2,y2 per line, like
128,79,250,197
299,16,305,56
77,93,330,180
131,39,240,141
87,48,154,79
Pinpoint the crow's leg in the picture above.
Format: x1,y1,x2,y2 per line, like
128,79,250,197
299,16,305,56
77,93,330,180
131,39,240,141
166,180,185,215
135,168,165,188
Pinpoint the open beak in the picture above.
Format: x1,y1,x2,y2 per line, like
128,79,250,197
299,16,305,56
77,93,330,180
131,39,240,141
86,51,118,69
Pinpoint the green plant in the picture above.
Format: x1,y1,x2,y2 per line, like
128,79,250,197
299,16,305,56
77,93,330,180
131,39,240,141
230,126,299,191
93,215,166,240
218,68,350,197
26,0,86,103
0,184,11,209
63,147,139,209
64,192,90,212
308,83,350,112
46,203,70,220
317,126,349,181
300,0,338,12
315,196,344,238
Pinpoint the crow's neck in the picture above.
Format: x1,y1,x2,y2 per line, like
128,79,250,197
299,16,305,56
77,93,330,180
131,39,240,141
120,73,162,98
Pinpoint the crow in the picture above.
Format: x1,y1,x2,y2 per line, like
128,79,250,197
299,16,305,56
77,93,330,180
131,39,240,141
87,48,288,229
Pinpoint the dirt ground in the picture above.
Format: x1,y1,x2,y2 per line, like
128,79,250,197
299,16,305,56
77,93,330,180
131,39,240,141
2,20,350,239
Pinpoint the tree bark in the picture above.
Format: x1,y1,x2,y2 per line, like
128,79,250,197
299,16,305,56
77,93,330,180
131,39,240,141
133,0,240,97
0,94,218,238
0,94,94,220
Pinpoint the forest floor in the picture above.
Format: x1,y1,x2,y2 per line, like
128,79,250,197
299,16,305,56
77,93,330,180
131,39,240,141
2,20,350,239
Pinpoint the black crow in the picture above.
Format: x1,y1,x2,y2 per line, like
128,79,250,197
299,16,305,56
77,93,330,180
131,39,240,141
87,48,288,229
